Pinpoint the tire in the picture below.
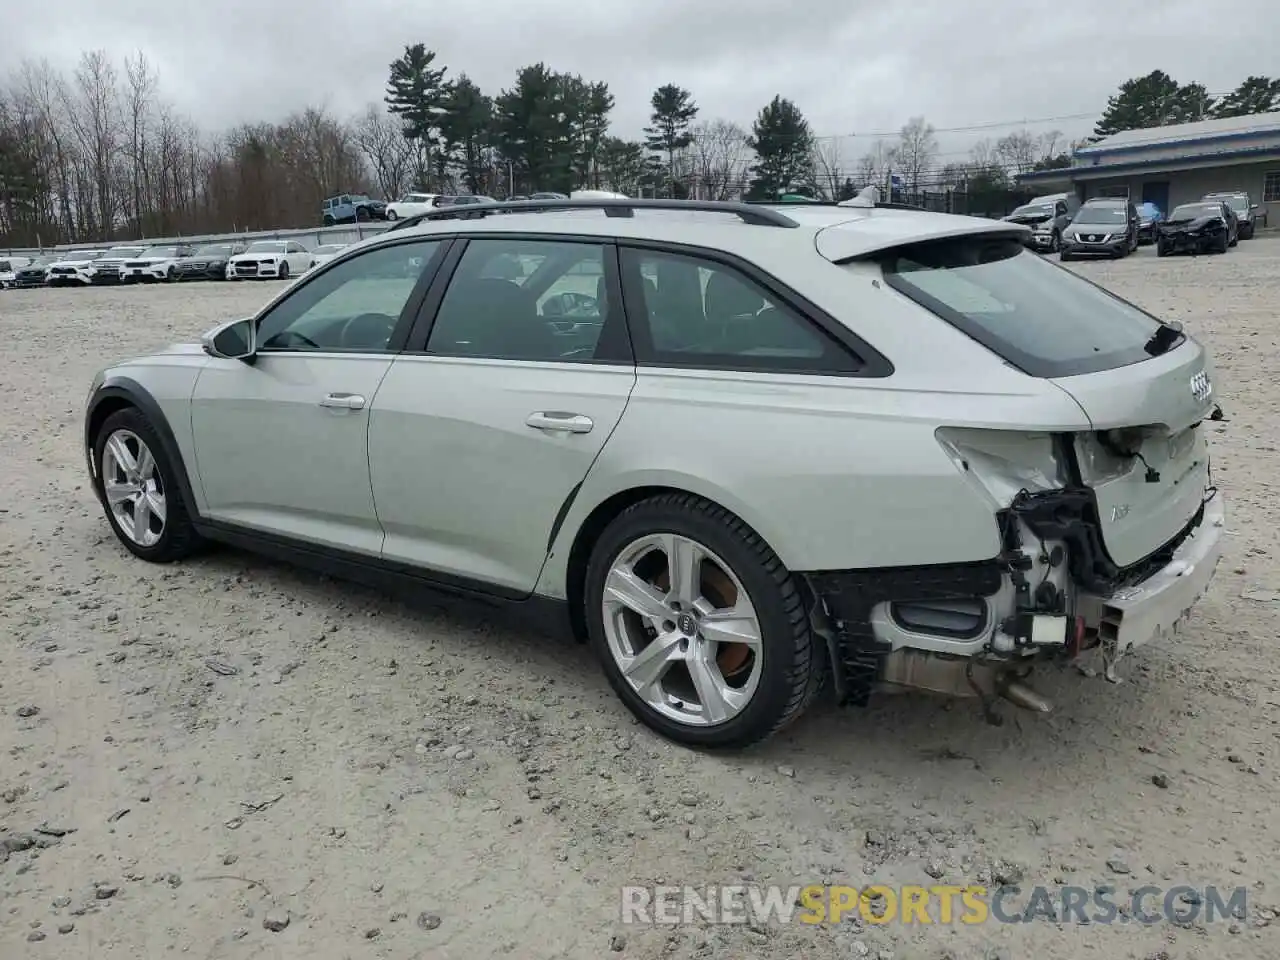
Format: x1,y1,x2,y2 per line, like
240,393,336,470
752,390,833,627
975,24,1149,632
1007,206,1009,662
386,209,398,221
1049,231,1060,253
584,492,825,749
166,267,176,282
1157,242,1169,257
279,263,290,281
93,408,202,563
1219,234,1230,253
356,206,370,222
323,215,335,226
1059,251,1073,263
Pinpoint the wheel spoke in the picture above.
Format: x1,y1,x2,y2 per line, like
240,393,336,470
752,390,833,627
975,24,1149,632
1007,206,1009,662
135,444,155,481
663,534,702,607
106,434,137,474
620,630,683,694
698,604,762,648
144,491,166,525
132,492,153,541
604,567,670,623
104,481,139,505
687,648,738,724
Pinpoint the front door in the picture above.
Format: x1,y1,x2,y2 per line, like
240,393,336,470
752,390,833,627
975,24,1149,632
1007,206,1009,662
369,236,635,594
190,237,447,553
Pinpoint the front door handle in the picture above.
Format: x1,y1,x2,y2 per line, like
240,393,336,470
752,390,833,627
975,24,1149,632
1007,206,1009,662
320,392,366,410
526,411,593,434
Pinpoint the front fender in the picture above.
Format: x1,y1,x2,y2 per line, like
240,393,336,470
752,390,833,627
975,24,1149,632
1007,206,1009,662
85,376,202,519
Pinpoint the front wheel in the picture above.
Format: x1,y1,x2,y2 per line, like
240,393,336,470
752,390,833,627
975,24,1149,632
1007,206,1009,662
323,215,335,226
279,263,290,280
94,408,202,563
584,493,825,748
1157,242,1170,257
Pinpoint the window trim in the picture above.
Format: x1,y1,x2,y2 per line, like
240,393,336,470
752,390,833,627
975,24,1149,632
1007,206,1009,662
402,233,635,366
617,239,893,378
1263,170,1280,203
252,236,453,356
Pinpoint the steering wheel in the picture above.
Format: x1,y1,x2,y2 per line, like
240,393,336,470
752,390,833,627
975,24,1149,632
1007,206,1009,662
339,313,397,350
543,291,598,318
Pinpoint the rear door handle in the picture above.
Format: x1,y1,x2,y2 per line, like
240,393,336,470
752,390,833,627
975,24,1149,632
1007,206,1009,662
320,392,366,410
526,411,593,434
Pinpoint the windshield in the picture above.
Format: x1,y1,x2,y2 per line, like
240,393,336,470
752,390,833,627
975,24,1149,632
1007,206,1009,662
246,241,287,253
1074,204,1127,224
195,244,234,256
1170,203,1221,220
315,245,345,254
104,246,145,257
1010,204,1054,218
0,261,10,272
1207,194,1248,212
880,237,1168,378
143,247,181,258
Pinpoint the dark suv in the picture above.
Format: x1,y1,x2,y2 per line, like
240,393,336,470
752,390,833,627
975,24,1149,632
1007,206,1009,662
1202,192,1261,240
1060,198,1139,260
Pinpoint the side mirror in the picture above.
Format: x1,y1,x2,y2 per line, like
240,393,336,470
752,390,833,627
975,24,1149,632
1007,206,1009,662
202,317,256,362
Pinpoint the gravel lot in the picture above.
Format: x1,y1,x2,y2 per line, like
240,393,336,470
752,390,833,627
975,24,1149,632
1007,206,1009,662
2,245,1277,959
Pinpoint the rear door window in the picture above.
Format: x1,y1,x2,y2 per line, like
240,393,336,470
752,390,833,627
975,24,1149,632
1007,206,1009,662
879,236,1174,377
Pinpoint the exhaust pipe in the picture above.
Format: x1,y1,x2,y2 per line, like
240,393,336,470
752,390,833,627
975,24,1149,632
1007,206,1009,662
998,678,1054,713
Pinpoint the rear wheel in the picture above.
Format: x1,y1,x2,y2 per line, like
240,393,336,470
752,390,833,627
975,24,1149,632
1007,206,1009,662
584,493,825,748
94,408,202,563
356,206,370,222
386,209,398,220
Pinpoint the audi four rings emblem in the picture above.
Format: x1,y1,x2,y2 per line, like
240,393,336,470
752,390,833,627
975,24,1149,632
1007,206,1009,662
1189,371,1212,402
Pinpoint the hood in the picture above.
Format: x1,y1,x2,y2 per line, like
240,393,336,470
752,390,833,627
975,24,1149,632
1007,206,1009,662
52,257,97,267
179,254,229,264
1162,216,1216,229
230,251,282,259
1003,213,1052,226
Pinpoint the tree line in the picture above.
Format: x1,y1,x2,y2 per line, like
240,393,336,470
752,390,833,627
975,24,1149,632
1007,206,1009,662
1,47,1277,249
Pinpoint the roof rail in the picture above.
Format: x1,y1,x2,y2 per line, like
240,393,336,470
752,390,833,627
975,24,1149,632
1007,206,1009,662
752,198,929,213
385,197,801,232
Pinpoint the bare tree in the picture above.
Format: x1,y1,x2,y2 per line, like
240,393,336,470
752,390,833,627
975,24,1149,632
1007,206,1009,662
687,119,749,200
994,129,1037,175
123,51,156,234
811,138,844,200
895,116,937,192
855,140,895,190
354,104,415,200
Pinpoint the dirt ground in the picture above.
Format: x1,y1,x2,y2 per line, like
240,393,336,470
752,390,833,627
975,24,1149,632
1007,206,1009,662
1,244,1277,960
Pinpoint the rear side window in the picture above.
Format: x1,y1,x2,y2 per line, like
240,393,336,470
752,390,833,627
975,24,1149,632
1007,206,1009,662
880,237,1173,378
620,248,860,373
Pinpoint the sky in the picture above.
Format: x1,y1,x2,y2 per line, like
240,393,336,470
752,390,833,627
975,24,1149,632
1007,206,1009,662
2,0,1278,165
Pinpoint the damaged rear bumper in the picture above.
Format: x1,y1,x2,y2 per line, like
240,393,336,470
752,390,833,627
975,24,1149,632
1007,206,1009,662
802,487,1225,706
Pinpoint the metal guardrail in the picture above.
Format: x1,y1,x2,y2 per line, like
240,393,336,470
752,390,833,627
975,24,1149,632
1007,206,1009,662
1,221,393,258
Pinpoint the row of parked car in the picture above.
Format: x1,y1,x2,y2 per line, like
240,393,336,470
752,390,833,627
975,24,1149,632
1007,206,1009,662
0,239,354,290
1003,190,1265,260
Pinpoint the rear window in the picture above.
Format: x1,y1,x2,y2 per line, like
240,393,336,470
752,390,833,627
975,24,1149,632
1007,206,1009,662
880,237,1174,378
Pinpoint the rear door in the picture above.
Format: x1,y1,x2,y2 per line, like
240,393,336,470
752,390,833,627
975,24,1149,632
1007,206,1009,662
367,235,635,595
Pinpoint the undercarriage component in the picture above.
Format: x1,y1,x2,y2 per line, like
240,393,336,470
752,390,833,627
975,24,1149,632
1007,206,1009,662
879,649,1055,720
805,560,1004,706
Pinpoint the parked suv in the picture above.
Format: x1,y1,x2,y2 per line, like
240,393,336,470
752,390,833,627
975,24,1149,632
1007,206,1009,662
322,193,388,225
1002,194,1078,254
1060,198,1139,260
1202,192,1260,240
82,196,1225,748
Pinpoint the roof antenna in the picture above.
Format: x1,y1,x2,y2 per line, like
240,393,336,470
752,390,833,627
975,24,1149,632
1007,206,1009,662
839,185,880,208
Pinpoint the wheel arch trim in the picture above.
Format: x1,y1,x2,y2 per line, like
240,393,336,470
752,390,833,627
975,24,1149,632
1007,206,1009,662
85,377,200,519
538,469,795,601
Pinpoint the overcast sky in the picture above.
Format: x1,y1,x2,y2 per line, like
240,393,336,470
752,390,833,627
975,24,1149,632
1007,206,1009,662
2,0,1278,162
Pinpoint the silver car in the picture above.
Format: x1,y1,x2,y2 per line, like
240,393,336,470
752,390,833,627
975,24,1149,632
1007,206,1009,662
83,197,1226,747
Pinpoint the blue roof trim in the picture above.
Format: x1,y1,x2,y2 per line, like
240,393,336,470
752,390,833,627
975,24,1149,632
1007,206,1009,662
1020,144,1280,181
1077,125,1280,157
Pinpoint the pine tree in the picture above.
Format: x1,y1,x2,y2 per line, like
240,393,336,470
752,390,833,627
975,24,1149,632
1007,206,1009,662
385,44,448,188
644,84,698,197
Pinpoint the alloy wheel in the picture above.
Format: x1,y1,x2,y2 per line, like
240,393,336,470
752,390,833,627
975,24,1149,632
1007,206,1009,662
101,429,167,547
601,533,763,726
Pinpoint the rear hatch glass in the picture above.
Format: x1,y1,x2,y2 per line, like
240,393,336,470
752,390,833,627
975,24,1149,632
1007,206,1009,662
878,236,1178,378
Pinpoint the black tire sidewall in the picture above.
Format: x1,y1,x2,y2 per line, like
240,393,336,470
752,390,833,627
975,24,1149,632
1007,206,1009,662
584,498,808,748
94,409,195,562
279,263,289,280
